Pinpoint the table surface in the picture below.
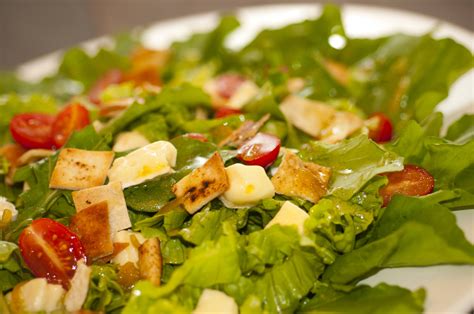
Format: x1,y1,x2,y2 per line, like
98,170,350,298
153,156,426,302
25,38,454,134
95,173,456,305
0,0,472,70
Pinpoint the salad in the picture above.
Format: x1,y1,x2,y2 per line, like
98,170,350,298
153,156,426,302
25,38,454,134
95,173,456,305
0,4,473,314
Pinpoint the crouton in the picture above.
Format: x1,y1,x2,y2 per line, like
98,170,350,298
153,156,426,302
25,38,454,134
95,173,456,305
17,149,54,166
69,201,113,260
271,150,331,203
49,148,114,190
218,114,270,147
280,95,336,137
138,238,162,286
172,152,229,214
72,181,131,234
320,111,363,144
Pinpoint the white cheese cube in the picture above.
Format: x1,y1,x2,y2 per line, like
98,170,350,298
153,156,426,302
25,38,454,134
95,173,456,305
111,230,146,267
113,131,150,152
220,164,274,208
0,196,18,221
193,289,238,314
227,81,260,109
64,260,91,312
265,201,309,235
19,278,65,313
108,141,177,188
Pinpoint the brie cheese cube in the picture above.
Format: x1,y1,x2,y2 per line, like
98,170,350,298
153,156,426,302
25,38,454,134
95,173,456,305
0,196,18,221
108,141,177,188
227,81,260,109
193,289,238,314
64,260,91,312
111,230,146,267
19,278,65,313
265,201,309,235
220,164,274,208
113,131,150,152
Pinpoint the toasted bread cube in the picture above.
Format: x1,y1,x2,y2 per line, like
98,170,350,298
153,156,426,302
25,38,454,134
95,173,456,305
138,238,162,286
72,181,131,234
70,201,113,260
172,152,229,214
280,95,336,137
320,111,363,144
271,150,331,203
49,148,114,190
64,259,91,312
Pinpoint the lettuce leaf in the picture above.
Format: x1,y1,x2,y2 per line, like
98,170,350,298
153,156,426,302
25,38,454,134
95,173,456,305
300,283,425,314
323,196,474,284
445,114,474,143
300,135,403,200
83,264,127,312
0,241,32,292
350,34,472,124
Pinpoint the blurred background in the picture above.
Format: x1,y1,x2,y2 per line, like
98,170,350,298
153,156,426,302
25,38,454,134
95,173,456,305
0,0,472,70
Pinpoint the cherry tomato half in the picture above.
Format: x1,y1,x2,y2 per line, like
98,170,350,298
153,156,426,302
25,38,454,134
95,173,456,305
51,103,90,148
88,69,123,105
379,164,434,207
367,112,393,143
216,74,246,99
214,107,242,119
183,133,208,142
19,218,87,289
237,133,281,168
9,113,55,149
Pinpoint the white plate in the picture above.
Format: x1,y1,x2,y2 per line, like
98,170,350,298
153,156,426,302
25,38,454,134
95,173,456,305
15,4,474,313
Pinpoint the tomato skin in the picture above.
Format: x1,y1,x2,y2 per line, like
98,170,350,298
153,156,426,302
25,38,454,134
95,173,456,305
183,133,208,142
51,103,90,148
368,113,393,143
9,113,55,149
214,107,242,119
18,218,87,289
237,133,281,168
88,69,123,104
216,74,246,99
379,165,434,207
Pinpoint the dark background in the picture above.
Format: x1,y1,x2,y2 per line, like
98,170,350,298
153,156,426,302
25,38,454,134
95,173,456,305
0,0,472,70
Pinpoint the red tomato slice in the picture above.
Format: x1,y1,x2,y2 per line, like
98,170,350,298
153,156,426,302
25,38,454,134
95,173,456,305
88,69,123,105
18,218,87,289
216,74,246,99
51,103,90,148
9,113,55,149
237,133,281,168
183,133,208,142
214,107,242,119
379,164,435,207
367,112,393,143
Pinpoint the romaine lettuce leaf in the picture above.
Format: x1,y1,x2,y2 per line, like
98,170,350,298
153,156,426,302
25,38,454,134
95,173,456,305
323,196,474,284
445,114,474,143
300,283,425,314
350,34,472,124
300,135,403,199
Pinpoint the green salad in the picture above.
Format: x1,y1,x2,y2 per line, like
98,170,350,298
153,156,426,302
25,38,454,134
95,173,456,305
0,4,473,314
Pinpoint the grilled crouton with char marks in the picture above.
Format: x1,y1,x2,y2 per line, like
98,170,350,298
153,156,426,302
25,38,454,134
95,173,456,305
138,238,162,286
69,201,113,260
271,150,331,203
49,148,114,190
172,152,229,214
